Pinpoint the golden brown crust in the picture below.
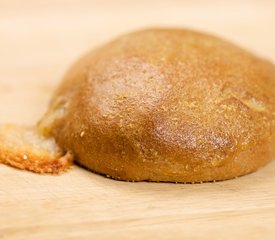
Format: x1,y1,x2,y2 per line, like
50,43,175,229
0,149,73,174
0,124,73,174
42,28,275,182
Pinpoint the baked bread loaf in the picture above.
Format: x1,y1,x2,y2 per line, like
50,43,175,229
1,28,275,182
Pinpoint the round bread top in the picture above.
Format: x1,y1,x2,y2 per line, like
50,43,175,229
42,28,275,182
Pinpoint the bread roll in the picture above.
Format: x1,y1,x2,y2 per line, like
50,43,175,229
1,28,275,182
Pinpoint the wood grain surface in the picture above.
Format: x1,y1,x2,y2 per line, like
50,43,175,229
0,0,275,239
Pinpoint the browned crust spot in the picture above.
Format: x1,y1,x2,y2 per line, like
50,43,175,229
0,149,73,174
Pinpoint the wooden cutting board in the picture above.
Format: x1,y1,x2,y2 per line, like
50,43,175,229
0,1,275,239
